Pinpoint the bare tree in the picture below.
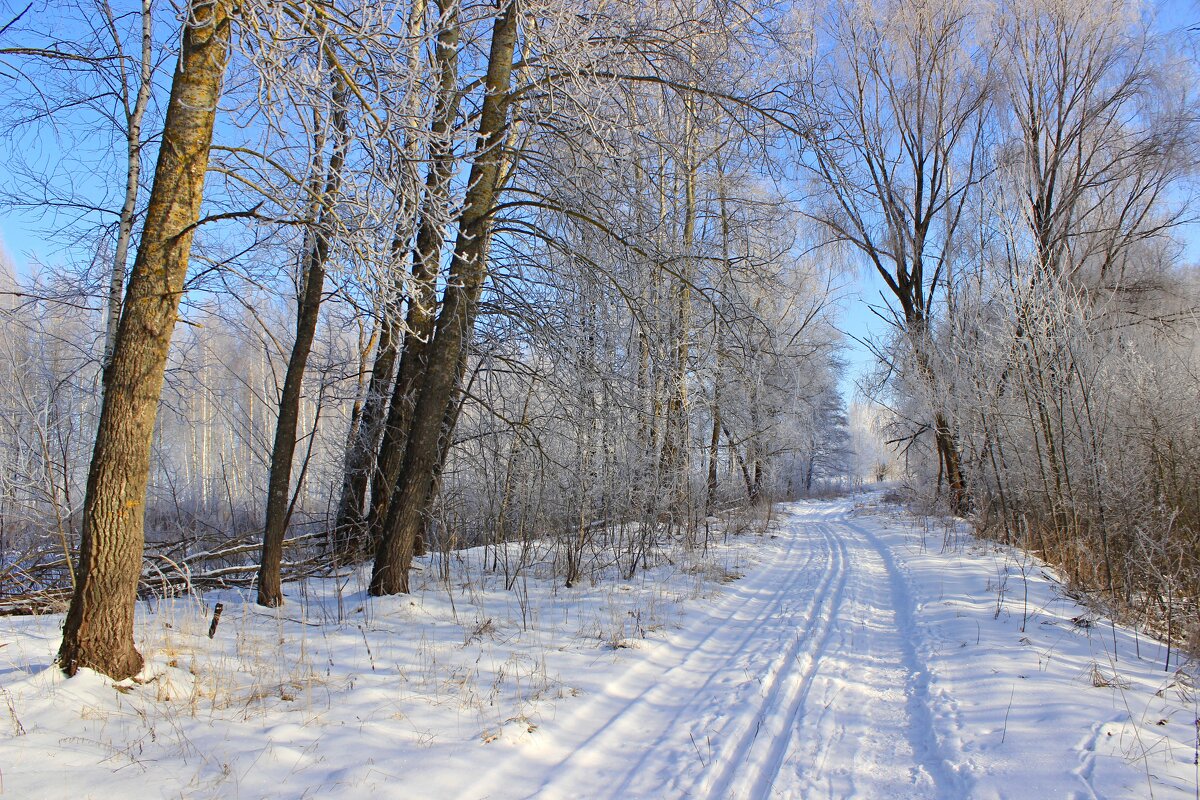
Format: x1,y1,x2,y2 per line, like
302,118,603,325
798,0,990,512
357,0,462,559
256,47,352,607
0,0,170,370
948,0,1200,609
370,0,519,595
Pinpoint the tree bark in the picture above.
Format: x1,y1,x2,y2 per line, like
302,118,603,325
256,60,351,607
58,0,231,679
707,159,731,515
660,106,696,523
370,0,518,596
908,311,968,515
706,394,720,513
934,413,967,513
364,0,461,550
331,0,433,558
723,424,754,501
332,309,399,556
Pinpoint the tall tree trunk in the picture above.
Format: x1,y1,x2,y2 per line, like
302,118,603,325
331,0,432,557
707,157,731,515
723,424,754,501
418,351,476,555
661,108,696,523
332,309,398,556
331,311,384,550
370,0,519,596
364,0,462,549
256,63,351,607
934,413,967,513
907,311,968,515
58,0,231,679
706,391,720,513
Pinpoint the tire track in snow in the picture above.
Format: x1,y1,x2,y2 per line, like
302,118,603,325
523,503,849,800
467,501,970,800
695,519,850,800
462,505,827,800
610,524,840,799
578,517,835,799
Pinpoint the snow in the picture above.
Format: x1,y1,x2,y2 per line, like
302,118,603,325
2,495,1197,799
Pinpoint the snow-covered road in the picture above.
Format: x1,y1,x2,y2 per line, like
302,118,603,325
468,500,964,799
466,498,1196,800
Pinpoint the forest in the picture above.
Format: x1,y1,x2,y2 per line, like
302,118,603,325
0,0,1196,694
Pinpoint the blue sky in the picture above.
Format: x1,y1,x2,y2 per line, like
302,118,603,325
835,267,889,403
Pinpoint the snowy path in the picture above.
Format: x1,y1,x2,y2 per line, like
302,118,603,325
3,496,1196,799
468,501,967,800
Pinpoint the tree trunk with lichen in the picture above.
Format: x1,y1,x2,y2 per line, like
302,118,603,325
58,0,231,679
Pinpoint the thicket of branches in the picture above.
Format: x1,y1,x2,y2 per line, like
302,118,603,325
803,0,1200,640
0,0,852,665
